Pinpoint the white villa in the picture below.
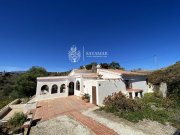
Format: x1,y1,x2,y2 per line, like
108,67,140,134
35,67,149,106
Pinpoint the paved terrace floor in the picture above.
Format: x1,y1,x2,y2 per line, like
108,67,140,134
34,96,95,120
33,96,118,135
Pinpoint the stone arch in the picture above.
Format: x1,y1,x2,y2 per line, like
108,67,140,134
76,81,80,90
60,84,66,93
41,85,49,95
51,84,58,94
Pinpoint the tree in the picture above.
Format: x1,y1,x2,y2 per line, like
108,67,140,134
15,66,48,97
100,63,109,69
0,72,18,98
85,62,97,70
109,61,124,70
80,61,124,70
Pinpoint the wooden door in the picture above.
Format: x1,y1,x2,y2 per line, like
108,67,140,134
92,86,97,105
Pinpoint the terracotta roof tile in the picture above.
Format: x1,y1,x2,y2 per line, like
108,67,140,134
105,69,147,76
82,73,98,78
127,89,143,92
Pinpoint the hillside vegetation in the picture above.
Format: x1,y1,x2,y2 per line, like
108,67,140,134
148,61,180,101
0,67,70,109
101,92,180,128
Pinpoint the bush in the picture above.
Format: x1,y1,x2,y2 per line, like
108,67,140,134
153,90,163,98
148,62,180,102
102,91,179,126
103,92,141,112
8,112,27,128
140,93,162,106
84,93,90,100
140,93,176,109
0,98,14,109
162,97,175,108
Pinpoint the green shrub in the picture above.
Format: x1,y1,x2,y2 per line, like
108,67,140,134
153,90,163,98
103,92,141,112
0,98,14,109
141,93,155,102
102,91,179,126
84,93,90,100
8,112,27,128
141,93,176,109
162,97,175,108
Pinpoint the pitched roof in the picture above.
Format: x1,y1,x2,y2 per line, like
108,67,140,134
82,73,99,78
104,69,147,76
37,76,68,80
73,69,94,73
69,69,98,78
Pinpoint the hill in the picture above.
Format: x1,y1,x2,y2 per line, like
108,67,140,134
148,61,180,100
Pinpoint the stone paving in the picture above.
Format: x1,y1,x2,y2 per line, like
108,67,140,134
69,111,118,135
34,96,95,120
33,96,118,135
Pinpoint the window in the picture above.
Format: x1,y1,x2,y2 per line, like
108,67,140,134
51,84,58,94
76,81,80,90
125,80,132,89
60,84,66,93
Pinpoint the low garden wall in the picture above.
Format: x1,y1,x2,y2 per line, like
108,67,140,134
0,99,21,120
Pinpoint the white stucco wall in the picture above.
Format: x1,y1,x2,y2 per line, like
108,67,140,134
124,76,148,94
132,80,148,94
97,79,126,106
147,83,154,93
36,79,68,101
74,77,81,96
83,79,97,103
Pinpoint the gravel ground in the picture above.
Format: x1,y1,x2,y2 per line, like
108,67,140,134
83,107,177,135
30,115,95,135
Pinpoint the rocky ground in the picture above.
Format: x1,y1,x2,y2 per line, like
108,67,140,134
30,115,95,135
83,107,177,135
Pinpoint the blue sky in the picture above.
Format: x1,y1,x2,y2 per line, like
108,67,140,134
0,0,179,72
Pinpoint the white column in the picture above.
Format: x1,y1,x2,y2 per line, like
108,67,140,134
132,92,135,99
49,85,52,95
80,76,84,93
58,83,61,94
36,82,41,96
65,80,68,96
138,92,141,98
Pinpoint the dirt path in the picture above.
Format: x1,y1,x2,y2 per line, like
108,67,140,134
83,107,176,135
68,111,118,135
